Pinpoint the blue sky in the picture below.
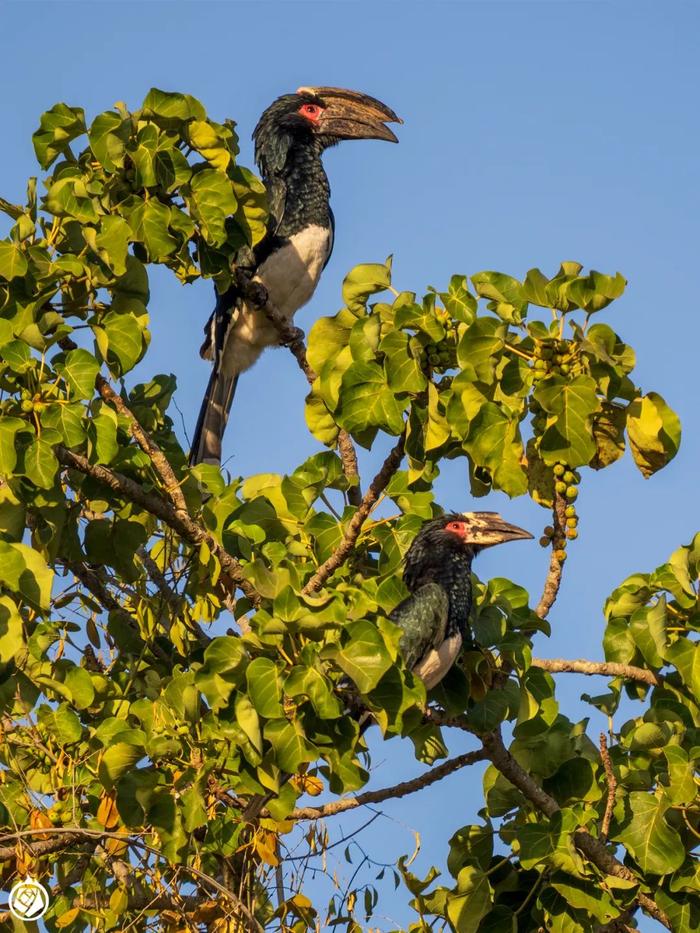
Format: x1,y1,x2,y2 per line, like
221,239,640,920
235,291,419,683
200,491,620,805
2,1,698,929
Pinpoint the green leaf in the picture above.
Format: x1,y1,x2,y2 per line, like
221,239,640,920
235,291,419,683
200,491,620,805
98,741,145,789
57,347,99,399
339,361,405,438
246,657,284,718
626,392,681,478
0,241,28,281
0,417,33,475
23,437,58,489
284,665,343,718
615,792,685,875
141,88,206,127
93,216,131,275
463,403,527,497
32,103,86,168
663,746,697,805
195,636,247,710
0,541,52,610
264,718,317,772
382,330,427,394
342,258,392,313
535,375,601,468
446,866,492,933
88,110,129,171
235,693,262,754
549,875,620,925
323,620,394,693
103,311,147,374
126,200,178,261
185,168,237,247
64,666,95,709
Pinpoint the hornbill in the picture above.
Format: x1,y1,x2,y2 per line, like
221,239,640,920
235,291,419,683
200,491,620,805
190,87,402,465
391,512,533,689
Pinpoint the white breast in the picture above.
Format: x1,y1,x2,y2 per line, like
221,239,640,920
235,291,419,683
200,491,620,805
220,225,332,376
412,633,463,690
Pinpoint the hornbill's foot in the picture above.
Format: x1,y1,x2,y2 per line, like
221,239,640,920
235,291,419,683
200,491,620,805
243,280,269,309
280,325,305,347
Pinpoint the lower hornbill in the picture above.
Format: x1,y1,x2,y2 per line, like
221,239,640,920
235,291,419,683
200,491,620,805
190,87,402,465
391,512,533,689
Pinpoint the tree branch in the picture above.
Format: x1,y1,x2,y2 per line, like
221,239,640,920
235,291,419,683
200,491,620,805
599,732,617,843
302,432,406,594
96,375,188,514
535,490,567,619
290,748,486,820
481,728,671,930
56,446,259,606
531,657,662,687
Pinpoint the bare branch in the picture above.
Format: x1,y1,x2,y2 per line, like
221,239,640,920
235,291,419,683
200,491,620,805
531,657,662,687
481,729,671,930
290,748,486,820
56,445,259,606
599,733,617,843
535,490,567,619
96,375,188,514
302,432,406,595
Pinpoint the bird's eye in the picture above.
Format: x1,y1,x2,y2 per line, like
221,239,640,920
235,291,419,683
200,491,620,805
446,521,464,534
299,103,322,121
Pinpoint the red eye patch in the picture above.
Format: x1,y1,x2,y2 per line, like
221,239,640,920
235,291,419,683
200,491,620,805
445,521,466,535
298,103,322,122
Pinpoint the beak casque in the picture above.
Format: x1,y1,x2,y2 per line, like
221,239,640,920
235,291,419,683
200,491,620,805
297,85,402,142
462,511,534,548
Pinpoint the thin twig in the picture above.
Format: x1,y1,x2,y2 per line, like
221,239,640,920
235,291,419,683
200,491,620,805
532,658,662,688
535,490,567,618
599,733,617,843
301,432,406,595
289,748,486,820
56,446,259,606
96,375,188,513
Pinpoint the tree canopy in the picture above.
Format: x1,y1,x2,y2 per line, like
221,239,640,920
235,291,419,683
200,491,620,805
0,89,696,932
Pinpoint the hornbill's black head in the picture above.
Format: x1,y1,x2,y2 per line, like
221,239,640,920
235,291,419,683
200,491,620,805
403,512,533,592
253,86,402,178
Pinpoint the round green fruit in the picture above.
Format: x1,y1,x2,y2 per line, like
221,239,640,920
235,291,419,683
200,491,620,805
566,517,578,529
563,470,576,485
555,481,567,494
565,505,577,517
566,486,578,500
553,463,565,477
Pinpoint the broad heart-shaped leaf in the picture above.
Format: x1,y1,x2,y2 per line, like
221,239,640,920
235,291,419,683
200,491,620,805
246,657,284,718
264,718,317,772
436,274,477,324
534,375,601,468
381,329,427,394
463,403,527,497
338,361,406,439
0,241,28,281
590,402,626,470
185,168,237,247
626,392,681,478
549,875,620,925
341,258,392,314
665,638,700,698
55,347,99,399
126,200,178,261
0,417,34,475
32,102,86,168
446,866,493,933
0,541,53,610
88,110,129,171
194,636,248,710
306,312,353,375
615,792,685,875
23,437,59,489
98,741,146,790
322,619,394,693
141,87,207,127
284,665,344,719
103,310,147,374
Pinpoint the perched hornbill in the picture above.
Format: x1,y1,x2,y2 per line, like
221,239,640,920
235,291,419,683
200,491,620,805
391,512,533,689
190,86,402,465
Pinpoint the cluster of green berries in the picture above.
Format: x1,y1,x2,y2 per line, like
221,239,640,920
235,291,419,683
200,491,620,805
531,339,577,382
419,309,458,372
539,462,581,559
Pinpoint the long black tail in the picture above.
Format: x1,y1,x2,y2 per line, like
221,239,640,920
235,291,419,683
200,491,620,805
189,367,239,466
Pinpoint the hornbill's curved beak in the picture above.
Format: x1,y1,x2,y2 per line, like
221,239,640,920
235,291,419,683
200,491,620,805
298,86,402,142
463,512,534,548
